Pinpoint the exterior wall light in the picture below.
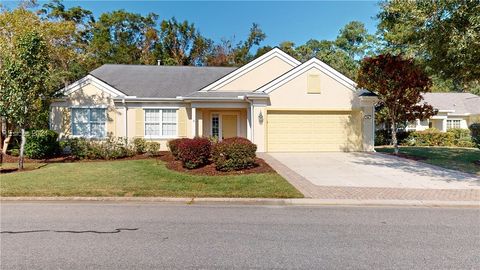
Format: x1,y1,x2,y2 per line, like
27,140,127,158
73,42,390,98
364,115,372,120
258,111,264,124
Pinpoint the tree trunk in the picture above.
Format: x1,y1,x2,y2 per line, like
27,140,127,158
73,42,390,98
3,133,11,155
18,128,25,170
391,121,399,155
3,118,11,155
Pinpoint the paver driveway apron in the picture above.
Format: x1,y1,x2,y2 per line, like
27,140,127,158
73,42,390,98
268,152,480,189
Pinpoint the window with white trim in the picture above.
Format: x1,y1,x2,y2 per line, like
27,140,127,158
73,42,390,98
446,119,461,129
144,109,177,137
72,108,106,138
211,114,220,138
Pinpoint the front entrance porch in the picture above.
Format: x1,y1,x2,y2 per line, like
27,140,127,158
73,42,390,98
192,108,249,140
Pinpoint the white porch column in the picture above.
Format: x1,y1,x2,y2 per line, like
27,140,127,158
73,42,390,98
441,118,447,132
191,107,197,137
247,104,252,141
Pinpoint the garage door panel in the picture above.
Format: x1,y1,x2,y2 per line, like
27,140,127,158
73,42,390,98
267,110,362,152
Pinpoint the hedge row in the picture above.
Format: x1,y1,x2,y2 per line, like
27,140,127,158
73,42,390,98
18,130,161,160
60,137,161,160
403,128,475,147
470,123,480,149
375,130,411,146
168,137,257,171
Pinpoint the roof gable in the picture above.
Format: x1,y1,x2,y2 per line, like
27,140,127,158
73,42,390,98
61,75,127,97
256,58,357,93
201,48,301,91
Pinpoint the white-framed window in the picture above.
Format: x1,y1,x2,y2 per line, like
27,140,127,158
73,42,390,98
446,119,461,129
211,114,220,138
71,108,107,138
144,109,177,138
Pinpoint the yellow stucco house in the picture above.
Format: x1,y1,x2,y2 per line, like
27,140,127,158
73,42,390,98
50,48,377,152
406,93,480,132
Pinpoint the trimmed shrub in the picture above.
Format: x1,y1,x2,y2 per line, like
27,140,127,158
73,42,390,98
60,138,89,159
447,128,475,148
133,138,147,154
375,130,412,146
177,137,211,169
61,136,134,160
375,129,389,146
24,129,60,159
470,123,480,149
404,128,454,147
212,137,257,171
397,131,413,145
146,142,161,156
167,138,185,159
456,140,476,148
101,137,135,159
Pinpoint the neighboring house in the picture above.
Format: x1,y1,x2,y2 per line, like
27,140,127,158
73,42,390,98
50,48,377,152
406,93,480,132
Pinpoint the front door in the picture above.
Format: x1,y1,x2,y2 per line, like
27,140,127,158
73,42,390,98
221,115,238,139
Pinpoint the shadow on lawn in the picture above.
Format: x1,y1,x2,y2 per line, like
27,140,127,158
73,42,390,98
349,152,480,185
0,164,48,174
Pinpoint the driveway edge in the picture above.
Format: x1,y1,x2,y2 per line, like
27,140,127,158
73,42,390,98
1,197,479,207
257,153,317,198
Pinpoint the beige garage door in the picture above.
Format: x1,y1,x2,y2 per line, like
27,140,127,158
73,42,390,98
266,110,363,152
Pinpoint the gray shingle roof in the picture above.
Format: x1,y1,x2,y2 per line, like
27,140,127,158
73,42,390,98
422,93,480,115
90,64,237,98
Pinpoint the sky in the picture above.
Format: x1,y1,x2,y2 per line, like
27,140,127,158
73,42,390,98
4,1,381,47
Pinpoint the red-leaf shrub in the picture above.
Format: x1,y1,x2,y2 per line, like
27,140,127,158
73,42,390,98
168,138,187,159
177,137,212,169
212,137,257,171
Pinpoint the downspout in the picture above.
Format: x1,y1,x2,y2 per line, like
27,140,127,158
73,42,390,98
372,105,376,152
122,98,128,138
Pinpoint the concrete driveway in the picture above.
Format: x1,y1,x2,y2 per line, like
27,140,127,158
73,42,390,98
266,152,480,190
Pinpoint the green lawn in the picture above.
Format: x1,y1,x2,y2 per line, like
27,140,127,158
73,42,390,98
0,159,303,198
376,146,480,175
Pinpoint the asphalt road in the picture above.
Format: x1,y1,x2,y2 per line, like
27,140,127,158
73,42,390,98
1,203,479,270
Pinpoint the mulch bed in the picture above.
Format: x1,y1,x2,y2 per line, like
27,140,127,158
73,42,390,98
1,153,153,164
0,153,155,174
158,152,275,176
3,154,74,164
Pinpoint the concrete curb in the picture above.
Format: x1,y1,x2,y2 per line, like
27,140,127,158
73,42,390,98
1,197,479,208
